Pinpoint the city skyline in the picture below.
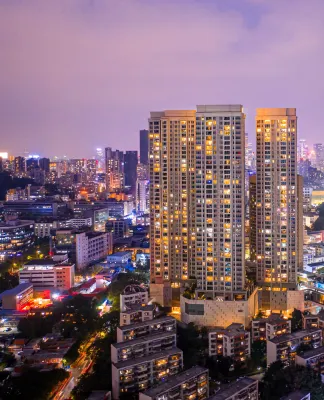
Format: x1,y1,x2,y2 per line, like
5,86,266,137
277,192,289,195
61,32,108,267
2,0,324,157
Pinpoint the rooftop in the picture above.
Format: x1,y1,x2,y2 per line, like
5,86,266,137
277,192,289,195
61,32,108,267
208,377,257,400
296,346,324,360
118,316,176,332
108,251,132,257
0,282,33,298
269,328,322,344
140,366,208,397
281,391,310,400
112,331,176,350
0,220,34,228
24,259,57,266
113,347,182,369
121,304,155,314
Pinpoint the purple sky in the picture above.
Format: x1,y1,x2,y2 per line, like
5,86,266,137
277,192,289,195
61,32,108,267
1,0,324,158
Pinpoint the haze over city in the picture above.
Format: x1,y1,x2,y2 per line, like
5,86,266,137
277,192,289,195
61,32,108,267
1,0,324,157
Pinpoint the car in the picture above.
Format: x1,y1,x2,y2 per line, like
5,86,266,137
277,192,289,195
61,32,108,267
5,328,12,332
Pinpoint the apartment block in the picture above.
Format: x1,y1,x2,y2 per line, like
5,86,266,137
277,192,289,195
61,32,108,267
267,329,323,366
149,110,196,302
302,314,319,330
139,366,209,400
194,105,245,293
111,331,177,363
120,288,149,311
208,323,250,362
120,304,155,327
208,378,258,400
111,348,183,400
256,108,297,285
251,314,291,342
117,316,177,343
296,346,324,379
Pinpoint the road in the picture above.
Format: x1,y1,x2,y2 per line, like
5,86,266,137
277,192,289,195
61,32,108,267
54,334,97,400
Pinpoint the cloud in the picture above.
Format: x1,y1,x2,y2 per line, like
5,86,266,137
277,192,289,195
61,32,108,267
0,0,324,156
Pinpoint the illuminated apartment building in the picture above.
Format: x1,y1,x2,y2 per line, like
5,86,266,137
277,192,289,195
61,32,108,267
194,105,245,293
149,110,196,304
251,314,291,342
256,109,298,285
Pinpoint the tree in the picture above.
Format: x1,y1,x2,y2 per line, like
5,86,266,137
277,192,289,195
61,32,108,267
0,368,69,399
250,340,267,369
291,308,303,331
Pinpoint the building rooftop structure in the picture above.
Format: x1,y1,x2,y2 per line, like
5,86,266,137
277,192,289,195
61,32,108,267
24,259,57,266
0,282,33,299
121,304,155,315
269,329,321,344
113,331,174,350
295,346,324,360
208,377,257,400
140,366,208,397
114,347,182,369
118,316,175,332
108,251,132,257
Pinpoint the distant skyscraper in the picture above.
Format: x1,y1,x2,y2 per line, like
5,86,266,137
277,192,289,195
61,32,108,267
256,108,297,285
314,143,324,170
14,156,25,174
26,156,39,171
124,151,138,193
149,110,196,286
194,105,245,293
105,148,124,192
136,179,149,213
39,157,50,173
140,129,149,165
137,163,149,180
298,138,308,161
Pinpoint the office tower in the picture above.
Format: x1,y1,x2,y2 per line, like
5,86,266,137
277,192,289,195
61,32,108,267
14,156,25,174
86,159,97,179
39,157,50,172
314,143,324,170
140,129,149,165
124,150,138,192
105,148,124,192
297,175,304,272
149,110,196,286
96,147,104,170
256,108,297,285
249,175,257,262
194,105,245,293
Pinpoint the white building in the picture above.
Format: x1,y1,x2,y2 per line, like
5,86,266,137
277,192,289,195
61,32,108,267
107,251,132,265
19,259,75,290
120,305,155,326
136,180,149,213
120,287,149,311
76,231,113,269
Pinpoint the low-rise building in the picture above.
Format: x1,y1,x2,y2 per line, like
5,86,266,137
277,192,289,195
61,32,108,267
120,286,149,311
267,329,323,366
0,283,33,311
0,219,35,261
251,314,291,342
295,346,324,380
207,377,258,400
76,231,113,269
139,366,209,400
111,331,177,364
107,251,132,264
120,304,155,326
117,316,177,343
302,314,319,330
111,348,183,400
19,259,75,290
209,323,250,362
282,391,311,400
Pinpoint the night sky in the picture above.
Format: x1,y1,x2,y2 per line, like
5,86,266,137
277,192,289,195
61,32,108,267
1,0,324,158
